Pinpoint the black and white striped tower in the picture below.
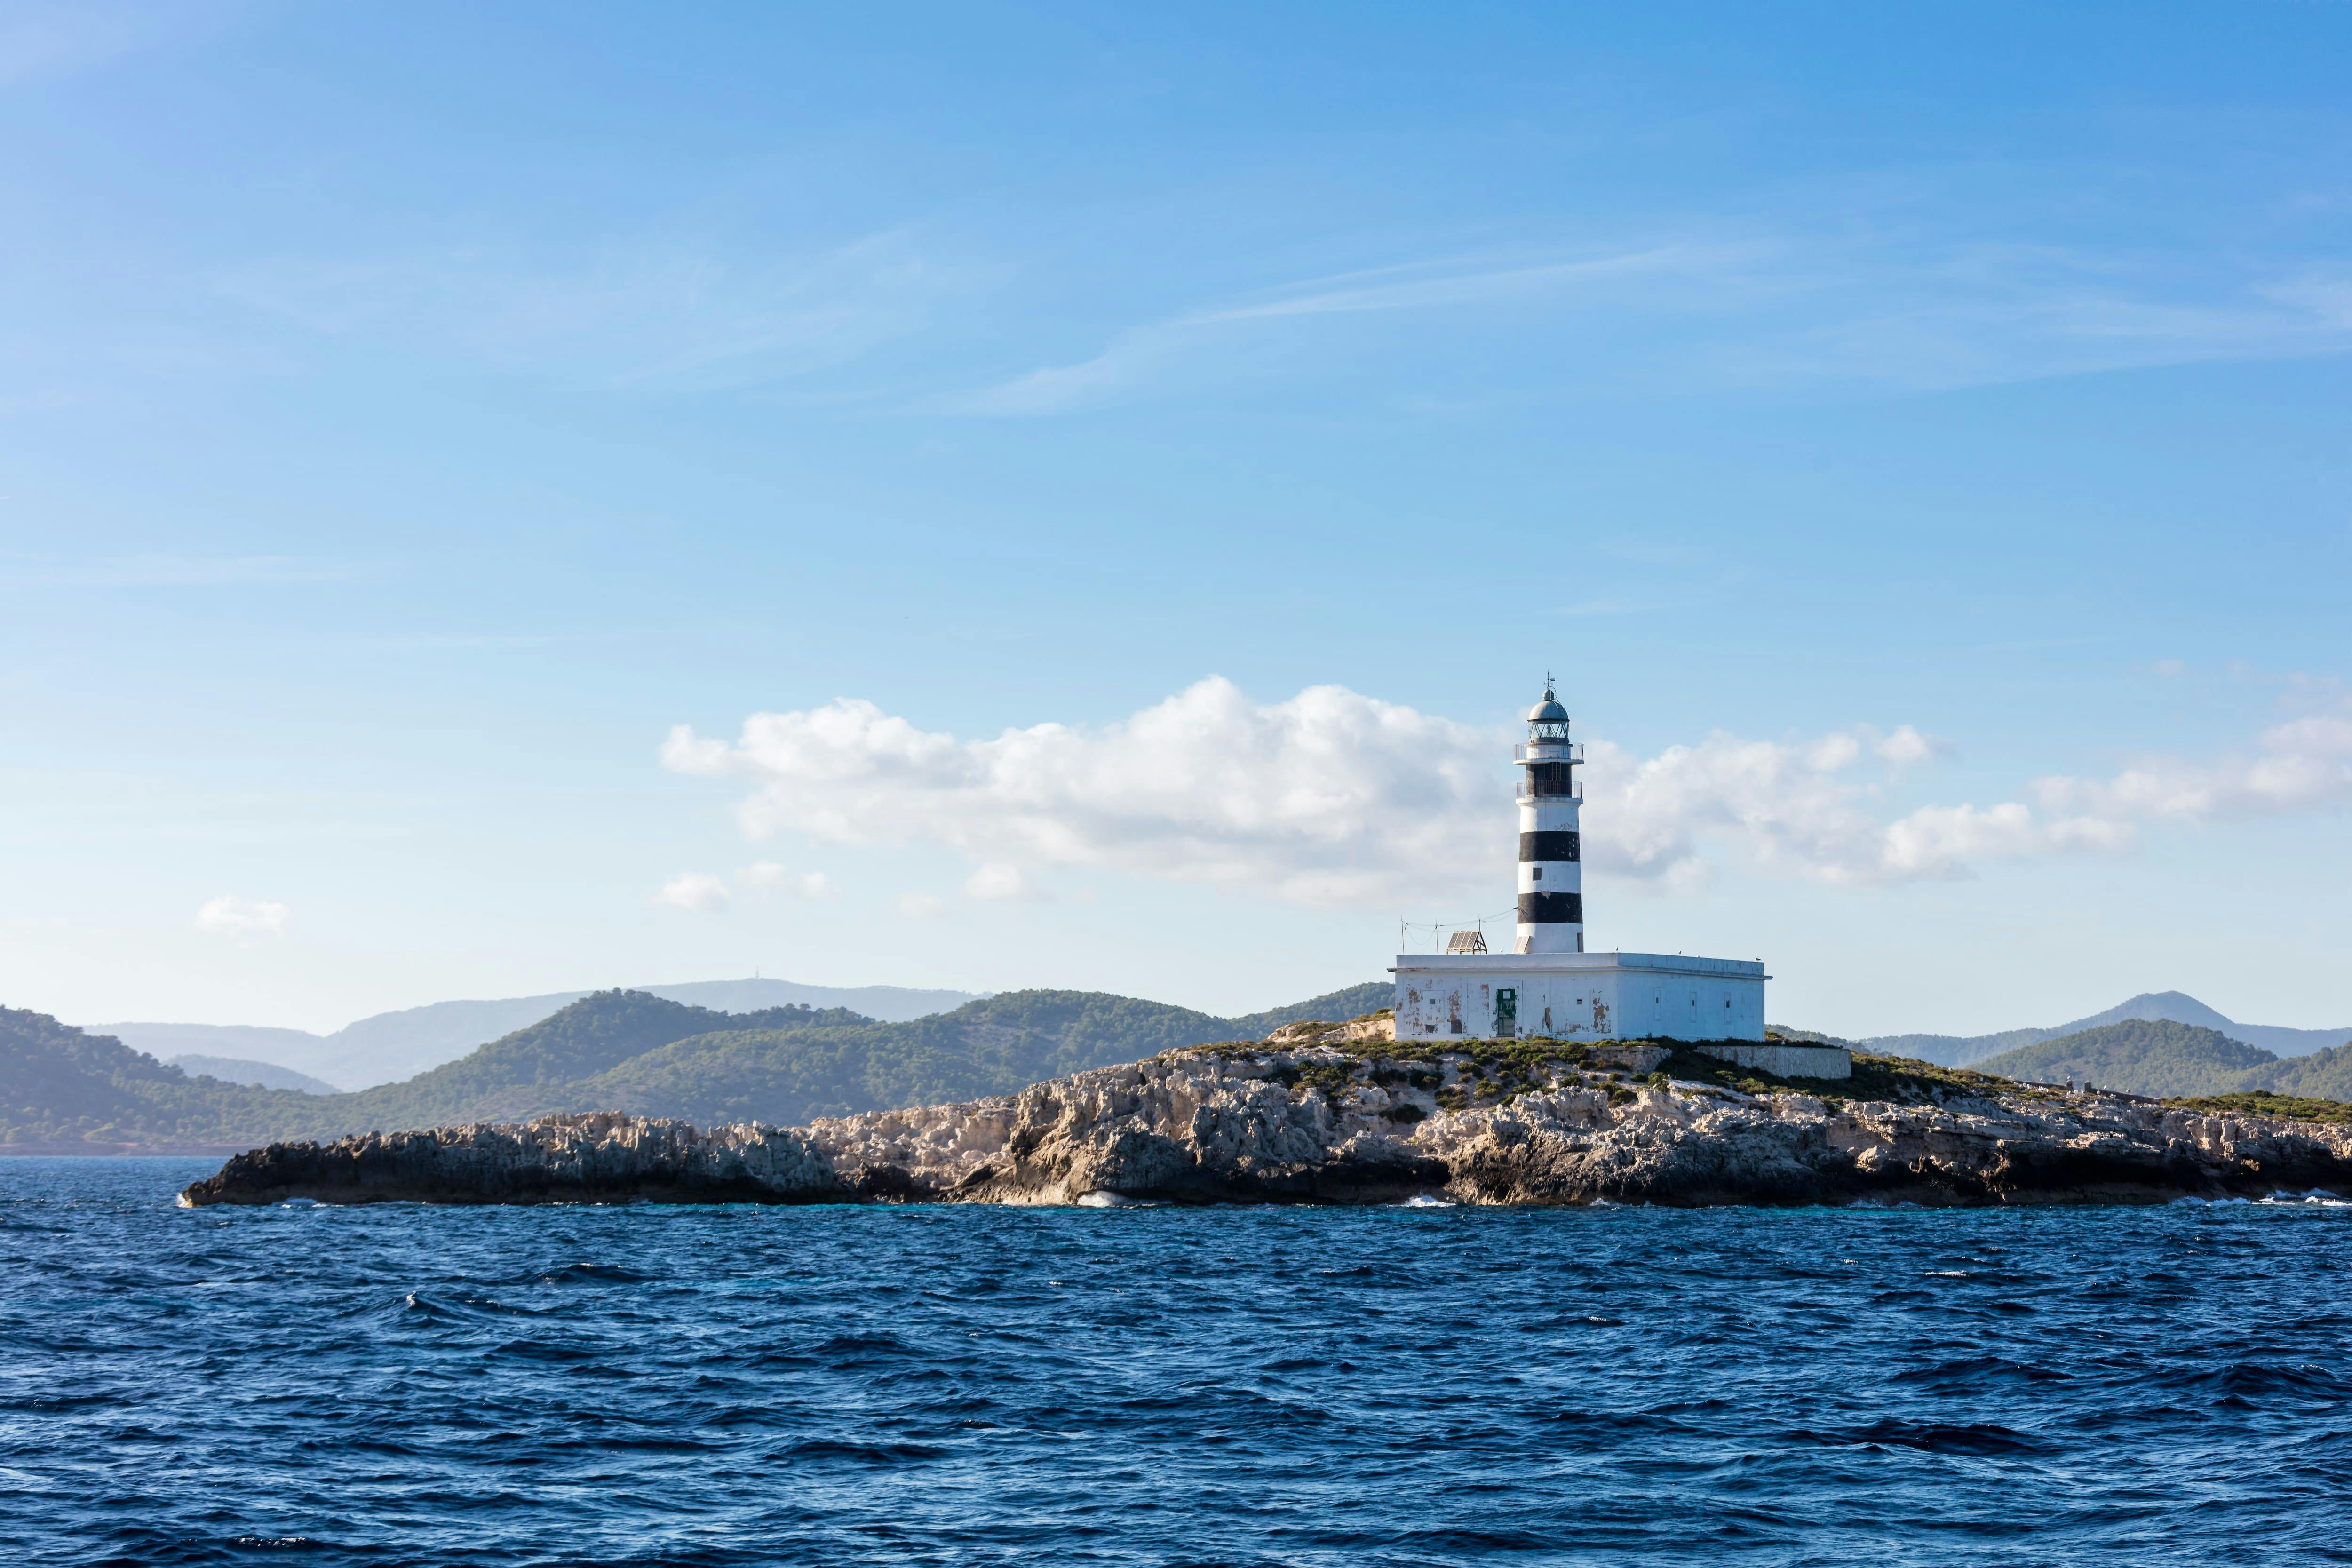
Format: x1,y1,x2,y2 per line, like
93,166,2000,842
1513,679,1584,954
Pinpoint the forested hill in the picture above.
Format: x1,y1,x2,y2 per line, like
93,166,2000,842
1,982,1395,1152
0,1006,326,1152
1974,1019,2352,1103
1862,990,2352,1067
1227,982,1391,1038
1974,1021,2280,1098
334,991,877,1131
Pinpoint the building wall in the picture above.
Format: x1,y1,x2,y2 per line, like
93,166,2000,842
1392,954,1766,1043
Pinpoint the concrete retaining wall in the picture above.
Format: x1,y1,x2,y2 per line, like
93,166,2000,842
1694,1043,1852,1081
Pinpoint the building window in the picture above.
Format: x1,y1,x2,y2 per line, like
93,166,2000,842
1531,866,1542,881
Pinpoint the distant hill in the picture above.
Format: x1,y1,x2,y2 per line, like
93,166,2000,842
1862,991,2352,1068
101,1023,326,1070
1972,1019,2352,1104
334,994,880,1130
0,1008,332,1153
1225,981,1392,1038
2262,1044,2352,1104
167,1056,341,1096
92,977,989,1090
1975,1021,2278,1098
8,980,1397,1152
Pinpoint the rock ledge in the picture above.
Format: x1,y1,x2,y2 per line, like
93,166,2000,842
179,1038,2352,1209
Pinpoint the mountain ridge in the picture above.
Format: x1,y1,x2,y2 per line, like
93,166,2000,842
1971,1018,2352,1103
90,978,991,1090
1861,990,2351,1067
7,981,1395,1153
167,1056,341,1096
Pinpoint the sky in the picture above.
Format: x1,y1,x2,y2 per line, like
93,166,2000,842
2,0,2349,1039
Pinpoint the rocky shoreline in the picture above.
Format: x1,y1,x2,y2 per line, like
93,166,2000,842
177,1033,2352,1209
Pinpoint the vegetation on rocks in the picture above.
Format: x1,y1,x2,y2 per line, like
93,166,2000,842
2168,1090,2352,1126
20,985,2352,1159
186,1031,2352,1210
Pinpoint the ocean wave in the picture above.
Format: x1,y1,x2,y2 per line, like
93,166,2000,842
5,1160,2349,1564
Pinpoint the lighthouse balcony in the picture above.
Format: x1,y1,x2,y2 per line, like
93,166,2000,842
1512,741,1584,765
1515,773,1582,801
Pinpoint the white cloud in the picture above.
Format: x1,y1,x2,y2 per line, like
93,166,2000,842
651,873,731,913
896,892,947,919
663,677,2195,905
194,894,289,939
2034,711,2352,823
965,862,1045,901
666,678,1497,906
1576,731,2124,888
1872,724,1947,768
740,861,838,899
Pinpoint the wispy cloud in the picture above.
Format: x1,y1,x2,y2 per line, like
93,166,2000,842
1191,243,1753,325
949,230,2352,416
2034,703,2352,825
0,554,365,588
948,242,1742,415
220,230,985,393
0,0,222,86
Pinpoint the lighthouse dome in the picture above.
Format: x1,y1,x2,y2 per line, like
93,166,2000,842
1526,686,1569,724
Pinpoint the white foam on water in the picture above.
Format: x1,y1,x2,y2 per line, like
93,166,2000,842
2262,1189,2352,1207
1394,1194,1455,1208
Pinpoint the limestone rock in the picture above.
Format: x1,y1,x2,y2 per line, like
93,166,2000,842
1263,1011,1395,1046
180,1047,2352,1209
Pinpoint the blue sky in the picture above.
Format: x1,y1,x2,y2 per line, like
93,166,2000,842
3,1,2348,1037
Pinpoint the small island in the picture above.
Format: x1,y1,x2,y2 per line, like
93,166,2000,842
179,1014,2352,1209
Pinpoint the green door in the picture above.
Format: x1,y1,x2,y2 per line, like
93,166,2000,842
1494,988,1518,1039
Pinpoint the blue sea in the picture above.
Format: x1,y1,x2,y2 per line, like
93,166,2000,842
3,1159,2349,1566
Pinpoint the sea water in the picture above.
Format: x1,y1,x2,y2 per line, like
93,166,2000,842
2,1158,2348,1566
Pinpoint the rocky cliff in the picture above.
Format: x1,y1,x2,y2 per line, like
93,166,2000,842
179,1033,2352,1209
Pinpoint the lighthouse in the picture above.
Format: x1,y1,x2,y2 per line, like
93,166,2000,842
1389,674,1783,1052
1514,680,1584,954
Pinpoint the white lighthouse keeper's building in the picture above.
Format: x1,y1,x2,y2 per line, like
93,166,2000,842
1391,681,1768,1043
